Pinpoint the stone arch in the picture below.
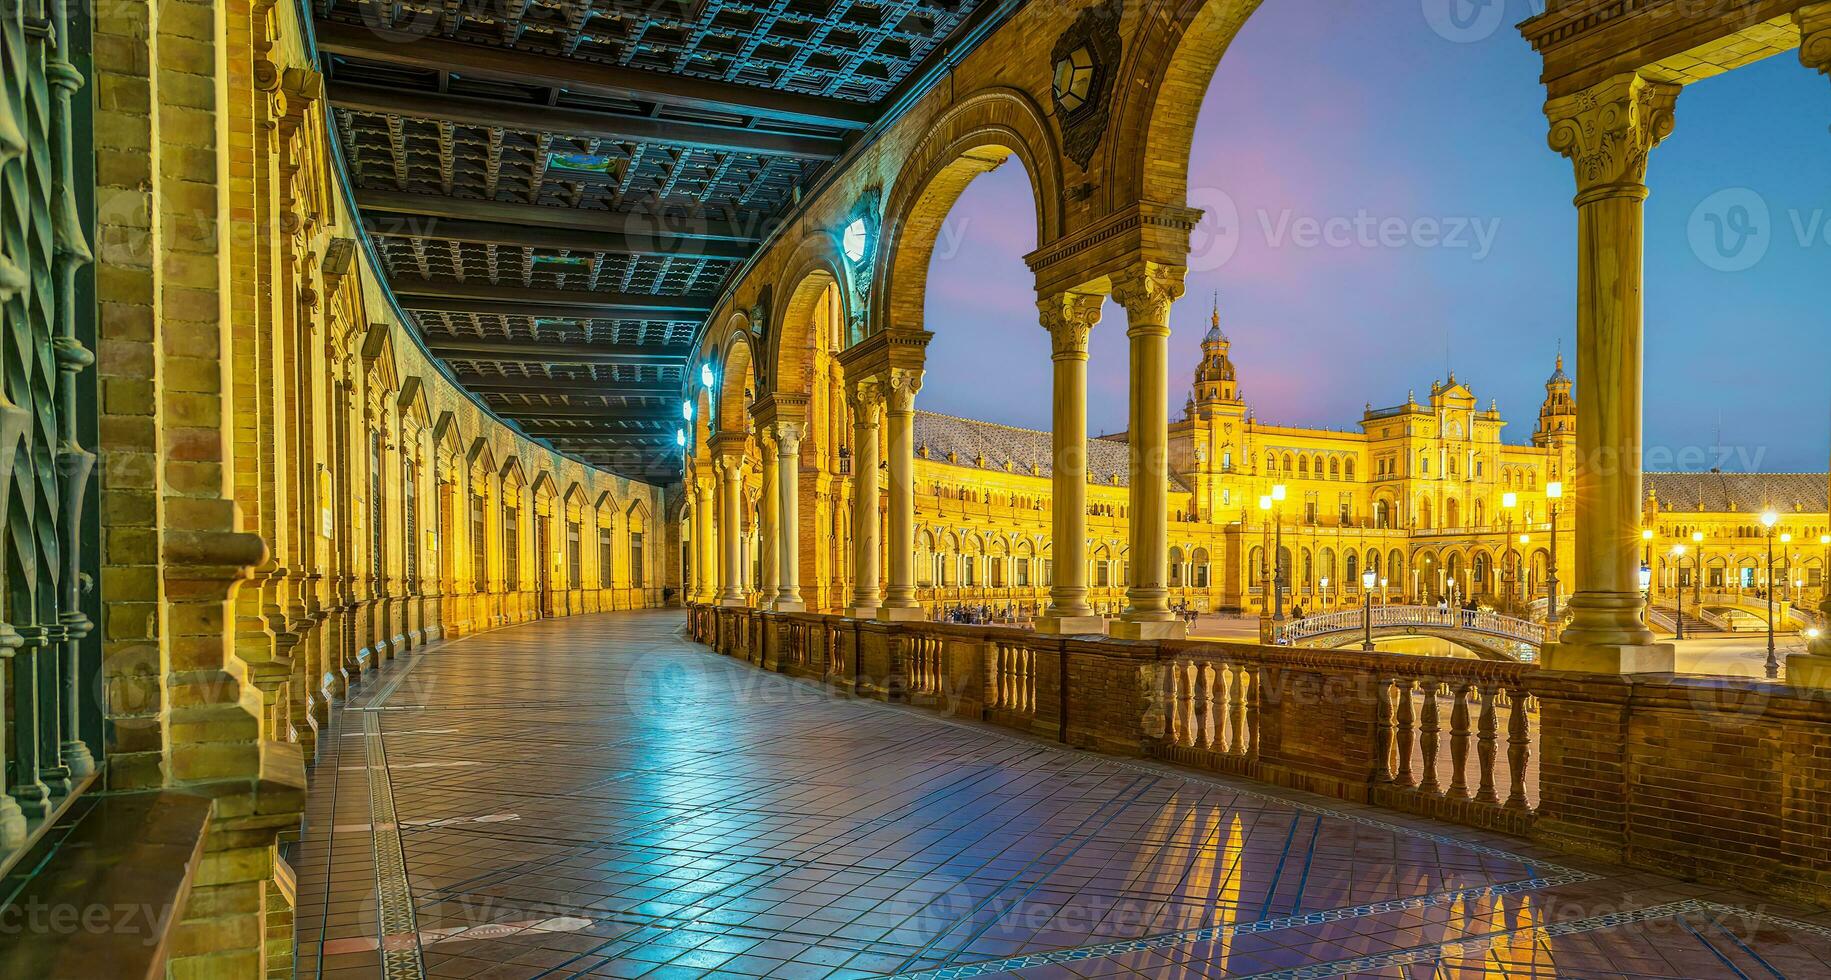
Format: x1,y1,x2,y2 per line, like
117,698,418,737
714,321,759,436
769,236,852,401
870,88,1064,340
1105,0,1262,208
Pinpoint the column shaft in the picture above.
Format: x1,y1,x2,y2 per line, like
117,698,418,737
849,382,882,616
881,370,924,619
760,440,779,606
775,424,805,610
1543,72,1676,672
1038,292,1102,633
719,459,746,606
694,478,715,603
1111,265,1185,640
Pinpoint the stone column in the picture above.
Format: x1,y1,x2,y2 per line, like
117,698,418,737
774,422,806,611
718,454,747,606
1801,5,1831,79
881,368,925,621
759,434,779,607
1110,263,1186,640
848,379,883,617
693,474,715,603
1542,72,1677,673
1036,291,1106,634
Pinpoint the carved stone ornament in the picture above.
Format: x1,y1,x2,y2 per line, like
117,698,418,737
1038,291,1103,359
1051,0,1123,170
1545,73,1678,195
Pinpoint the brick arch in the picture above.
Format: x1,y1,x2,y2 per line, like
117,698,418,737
1105,0,1263,208
767,234,851,403
870,88,1063,338
713,316,759,436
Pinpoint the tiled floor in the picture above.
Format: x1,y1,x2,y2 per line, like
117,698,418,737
296,611,1831,979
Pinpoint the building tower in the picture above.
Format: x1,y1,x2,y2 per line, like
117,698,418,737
1534,351,1577,489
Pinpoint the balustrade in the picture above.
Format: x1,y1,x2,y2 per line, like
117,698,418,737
990,641,1037,715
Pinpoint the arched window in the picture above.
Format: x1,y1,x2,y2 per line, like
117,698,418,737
1345,551,1359,584
1329,459,1340,480
1168,546,1185,586
1344,458,1355,481
1299,456,1310,477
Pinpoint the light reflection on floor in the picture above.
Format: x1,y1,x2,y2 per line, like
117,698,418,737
294,611,1831,979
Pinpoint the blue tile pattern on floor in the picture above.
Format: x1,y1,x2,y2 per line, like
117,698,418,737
293,612,1831,980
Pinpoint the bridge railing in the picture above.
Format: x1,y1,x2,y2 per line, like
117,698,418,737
1274,604,1548,648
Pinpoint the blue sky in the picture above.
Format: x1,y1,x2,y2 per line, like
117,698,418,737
920,0,1828,472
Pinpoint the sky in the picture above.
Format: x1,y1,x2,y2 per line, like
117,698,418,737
919,0,1829,473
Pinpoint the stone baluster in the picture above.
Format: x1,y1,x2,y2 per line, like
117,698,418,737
1505,686,1532,810
1447,682,1471,800
1418,680,1442,795
1372,675,1395,784
1190,663,1211,751
1474,682,1500,805
1395,680,1416,788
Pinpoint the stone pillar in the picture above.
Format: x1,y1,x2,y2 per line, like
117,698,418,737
774,422,806,611
1109,264,1186,640
848,379,883,618
718,455,746,606
880,368,925,621
692,475,715,603
1543,73,1677,674
759,434,779,607
1036,291,1105,634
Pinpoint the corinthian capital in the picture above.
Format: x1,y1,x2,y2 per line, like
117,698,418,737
1110,263,1186,331
1801,4,1831,77
1545,73,1679,197
847,377,882,425
883,368,924,414
1038,291,1104,360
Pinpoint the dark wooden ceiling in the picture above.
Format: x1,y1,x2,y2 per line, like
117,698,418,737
313,0,999,481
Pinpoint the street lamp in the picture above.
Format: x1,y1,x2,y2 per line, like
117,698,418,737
1780,532,1794,604
1361,568,1379,651
1762,509,1780,679
1502,492,1519,614
1271,484,1288,623
1692,530,1705,604
1545,481,1564,627
1671,543,1689,641
1258,494,1274,641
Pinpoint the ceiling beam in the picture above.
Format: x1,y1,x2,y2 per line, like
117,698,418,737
330,82,843,160
495,404,679,422
524,429,679,442
427,339,689,365
394,279,714,322
315,21,875,132
465,379,680,396
360,213,754,263
356,188,760,245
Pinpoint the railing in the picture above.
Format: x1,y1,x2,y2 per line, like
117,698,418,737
1275,605,1548,651
686,603,1831,906
1152,643,1536,833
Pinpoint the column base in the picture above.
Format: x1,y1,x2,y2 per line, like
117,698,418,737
718,597,749,608
850,605,881,619
1035,615,1107,636
1109,619,1187,641
878,606,927,622
1785,654,1831,690
1540,640,1673,674
773,600,806,613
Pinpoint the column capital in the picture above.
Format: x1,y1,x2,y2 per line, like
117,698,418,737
1800,3,1831,77
1110,263,1186,332
881,367,923,415
1545,73,1678,199
770,420,806,448
1038,291,1104,361
846,377,883,424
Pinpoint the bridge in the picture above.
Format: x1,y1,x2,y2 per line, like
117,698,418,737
1273,605,1550,662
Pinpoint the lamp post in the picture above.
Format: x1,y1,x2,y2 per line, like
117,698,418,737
1762,509,1780,679
1271,484,1288,623
1361,568,1378,651
1501,492,1518,615
1545,481,1563,628
1517,533,1531,613
1692,530,1705,605
1320,576,1330,611
1258,494,1274,642
1781,532,1794,604
1641,527,1655,607
1671,543,1688,641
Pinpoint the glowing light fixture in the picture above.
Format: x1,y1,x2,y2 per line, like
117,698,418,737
1271,483,1287,502
1502,492,1518,510
682,399,694,421
1546,481,1563,500
1362,569,1378,590
1258,495,1272,511
1761,510,1779,529
1693,531,1705,544
842,217,868,262
1642,529,1654,542
700,363,715,388
675,428,686,447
